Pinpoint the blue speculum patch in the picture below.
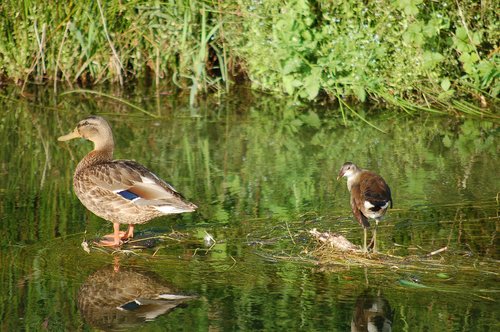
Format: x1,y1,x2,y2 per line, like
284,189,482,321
117,190,139,200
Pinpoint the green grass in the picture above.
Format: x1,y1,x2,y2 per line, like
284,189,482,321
0,0,497,113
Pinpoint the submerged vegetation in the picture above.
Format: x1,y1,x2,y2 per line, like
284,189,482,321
0,0,497,112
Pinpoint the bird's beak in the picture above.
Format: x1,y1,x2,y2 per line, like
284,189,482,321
58,128,81,141
336,170,344,181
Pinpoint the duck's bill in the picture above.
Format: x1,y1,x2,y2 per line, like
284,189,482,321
58,129,80,141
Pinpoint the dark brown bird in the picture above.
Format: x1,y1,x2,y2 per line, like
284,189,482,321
337,162,392,253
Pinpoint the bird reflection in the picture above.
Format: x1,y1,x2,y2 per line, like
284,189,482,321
351,289,393,332
78,265,195,331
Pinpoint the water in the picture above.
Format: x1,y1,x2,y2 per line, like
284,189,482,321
0,87,498,331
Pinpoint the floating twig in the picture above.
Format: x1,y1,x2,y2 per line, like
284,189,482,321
426,246,448,257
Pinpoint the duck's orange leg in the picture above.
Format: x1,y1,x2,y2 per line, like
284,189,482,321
98,223,124,246
123,224,135,240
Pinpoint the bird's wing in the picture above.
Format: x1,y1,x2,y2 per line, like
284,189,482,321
350,183,370,228
87,160,196,212
359,172,392,207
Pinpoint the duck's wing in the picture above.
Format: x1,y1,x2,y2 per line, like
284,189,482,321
89,160,197,213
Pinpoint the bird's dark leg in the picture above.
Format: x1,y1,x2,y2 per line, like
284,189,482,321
352,206,370,253
372,220,379,253
363,227,368,253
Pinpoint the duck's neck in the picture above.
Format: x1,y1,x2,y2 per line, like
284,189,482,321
75,147,114,174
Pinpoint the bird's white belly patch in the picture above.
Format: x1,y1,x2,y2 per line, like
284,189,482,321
364,201,375,209
364,201,389,210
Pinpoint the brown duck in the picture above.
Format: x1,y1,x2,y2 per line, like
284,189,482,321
58,116,197,246
337,162,392,253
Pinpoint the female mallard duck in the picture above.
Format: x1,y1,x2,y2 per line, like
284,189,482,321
58,115,197,246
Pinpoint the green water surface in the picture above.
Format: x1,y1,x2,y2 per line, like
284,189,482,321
0,87,498,331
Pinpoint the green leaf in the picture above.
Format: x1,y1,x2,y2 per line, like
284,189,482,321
300,111,321,128
441,78,451,91
353,85,366,102
282,57,302,74
459,52,480,74
471,31,482,45
303,68,321,100
442,135,452,148
423,17,442,37
403,22,424,46
396,0,423,16
399,279,428,288
453,27,473,53
423,51,444,70
283,75,302,95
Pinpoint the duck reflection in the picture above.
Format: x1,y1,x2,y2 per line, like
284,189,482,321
351,289,393,332
78,266,195,331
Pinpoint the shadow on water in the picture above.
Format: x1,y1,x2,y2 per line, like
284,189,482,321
0,85,498,331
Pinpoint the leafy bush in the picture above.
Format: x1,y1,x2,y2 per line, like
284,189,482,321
0,0,497,112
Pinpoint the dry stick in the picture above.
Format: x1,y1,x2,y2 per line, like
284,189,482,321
426,246,448,257
225,255,237,270
34,22,47,75
22,21,46,92
96,0,123,85
155,47,161,116
54,21,73,92
285,221,296,245
155,46,160,89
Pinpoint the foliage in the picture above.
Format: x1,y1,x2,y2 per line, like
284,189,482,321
232,0,498,109
0,0,497,112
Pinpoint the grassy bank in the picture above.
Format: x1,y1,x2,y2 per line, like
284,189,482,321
0,0,497,113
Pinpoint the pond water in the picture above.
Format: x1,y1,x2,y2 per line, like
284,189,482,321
0,86,498,331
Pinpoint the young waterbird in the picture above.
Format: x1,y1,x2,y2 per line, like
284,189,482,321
337,162,392,253
58,116,197,246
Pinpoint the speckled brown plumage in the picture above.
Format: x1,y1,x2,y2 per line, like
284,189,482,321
73,159,195,225
58,116,197,246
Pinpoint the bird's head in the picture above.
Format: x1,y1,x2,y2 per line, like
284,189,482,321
336,162,360,180
58,116,114,151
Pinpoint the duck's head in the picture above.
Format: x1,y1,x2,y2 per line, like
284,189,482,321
58,116,114,151
336,161,360,180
